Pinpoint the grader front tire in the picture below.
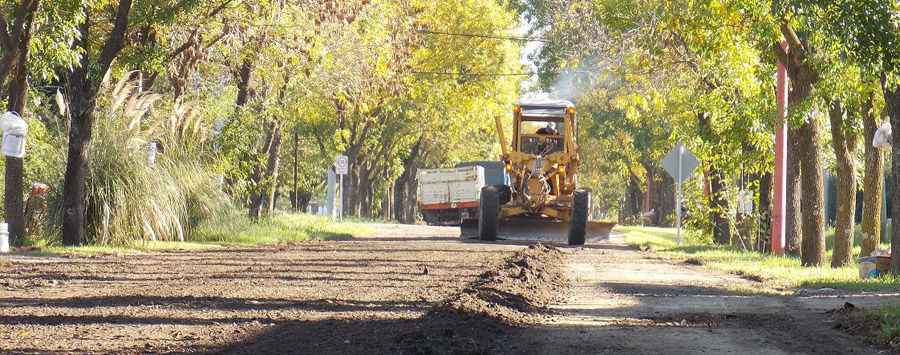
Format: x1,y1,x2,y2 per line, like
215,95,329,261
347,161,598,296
478,186,500,241
568,188,591,245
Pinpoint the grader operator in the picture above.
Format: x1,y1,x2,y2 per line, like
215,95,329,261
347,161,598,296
462,99,614,245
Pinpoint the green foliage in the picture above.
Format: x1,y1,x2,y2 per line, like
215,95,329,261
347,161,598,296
31,76,230,245
23,0,898,248
11,215,370,254
194,213,372,245
620,226,899,292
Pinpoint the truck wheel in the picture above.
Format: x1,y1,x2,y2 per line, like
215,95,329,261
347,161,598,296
479,186,500,241
569,188,591,245
493,184,512,205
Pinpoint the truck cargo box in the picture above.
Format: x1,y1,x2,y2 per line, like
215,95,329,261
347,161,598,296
417,166,485,206
417,166,485,225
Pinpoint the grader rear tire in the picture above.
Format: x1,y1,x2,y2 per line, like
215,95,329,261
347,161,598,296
479,186,499,241
568,188,591,245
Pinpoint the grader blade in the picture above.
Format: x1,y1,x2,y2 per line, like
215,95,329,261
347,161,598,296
460,218,615,243
460,218,479,237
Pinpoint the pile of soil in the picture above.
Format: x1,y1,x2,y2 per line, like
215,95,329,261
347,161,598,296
211,242,568,355
392,243,567,354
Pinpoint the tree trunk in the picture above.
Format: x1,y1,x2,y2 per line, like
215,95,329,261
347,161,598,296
829,99,858,267
622,172,642,224
774,26,825,266
235,59,253,107
234,59,260,218
4,4,37,242
298,192,311,213
393,178,407,222
359,165,372,218
757,172,773,252
406,167,418,223
247,163,264,218
265,122,283,216
884,83,900,274
646,165,675,227
393,137,423,223
709,165,731,245
861,91,882,258
798,112,826,266
383,180,392,220
0,0,42,92
696,112,731,244
61,1,133,245
786,126,803,256
292,131,299,212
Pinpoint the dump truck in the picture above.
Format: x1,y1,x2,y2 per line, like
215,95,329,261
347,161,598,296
461,99,615,245
417,166,484,225
417,162,510,225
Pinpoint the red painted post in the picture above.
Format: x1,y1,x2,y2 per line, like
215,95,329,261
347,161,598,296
645,173,651,212
772,41,789,255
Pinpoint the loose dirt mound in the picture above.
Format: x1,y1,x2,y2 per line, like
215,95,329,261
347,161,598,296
442,243,566,318
211,242,568,355
393,243,567,354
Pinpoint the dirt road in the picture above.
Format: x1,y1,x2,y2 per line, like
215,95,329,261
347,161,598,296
0,224,895,354
519,233,895,354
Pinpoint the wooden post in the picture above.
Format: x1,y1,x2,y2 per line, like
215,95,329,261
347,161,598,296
293,131,299,212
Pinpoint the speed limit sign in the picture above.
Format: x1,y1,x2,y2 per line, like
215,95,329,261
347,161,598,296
334,155,348,175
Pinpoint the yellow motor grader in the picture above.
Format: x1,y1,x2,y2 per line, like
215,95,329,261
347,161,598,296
461,99,615,245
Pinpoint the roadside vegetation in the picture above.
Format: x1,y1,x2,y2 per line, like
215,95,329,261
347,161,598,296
619,225,900,292
11,214,370,256
855,305,900,350
194,213,372,245
0,0,519,249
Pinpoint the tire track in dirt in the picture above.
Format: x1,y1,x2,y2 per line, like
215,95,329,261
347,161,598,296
511,233,893,355
0,224,533,354
216,243,567,355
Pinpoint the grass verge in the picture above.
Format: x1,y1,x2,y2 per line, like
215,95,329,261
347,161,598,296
868,305,900,350
7,213,372,256
834,304,900,351
193,213,372,245
618,225,900,292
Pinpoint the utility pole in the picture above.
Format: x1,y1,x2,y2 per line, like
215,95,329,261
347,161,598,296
772,41,789,255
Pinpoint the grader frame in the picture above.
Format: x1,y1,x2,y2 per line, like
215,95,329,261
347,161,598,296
467,99,613,245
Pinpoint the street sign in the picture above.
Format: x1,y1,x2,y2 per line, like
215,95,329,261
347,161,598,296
333,155,348,221
334,155,349,175
660,142,699,183
659,142,699,245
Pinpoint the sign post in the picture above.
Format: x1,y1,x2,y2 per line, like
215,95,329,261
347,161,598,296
334,155,348,221
660,142,700,245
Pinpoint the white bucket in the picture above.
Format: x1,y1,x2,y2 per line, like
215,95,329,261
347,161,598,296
1,133,25,157
0,222,9,253
0,112,27,158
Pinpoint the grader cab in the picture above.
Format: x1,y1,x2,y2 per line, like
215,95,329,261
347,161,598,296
462,99,614,245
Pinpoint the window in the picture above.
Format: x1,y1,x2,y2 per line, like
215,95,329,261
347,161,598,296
519,119,567,155
520,120,566,136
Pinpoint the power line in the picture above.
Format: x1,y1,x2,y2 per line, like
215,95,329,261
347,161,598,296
411,71,541,77
419,30,548,43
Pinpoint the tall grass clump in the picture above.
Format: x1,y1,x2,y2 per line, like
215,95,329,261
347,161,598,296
48,74,230,245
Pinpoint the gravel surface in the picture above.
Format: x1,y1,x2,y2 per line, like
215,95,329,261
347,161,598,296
0,224,544,354
516,233,896,355
1,224,895,354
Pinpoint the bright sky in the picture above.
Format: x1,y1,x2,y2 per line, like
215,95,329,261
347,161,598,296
514,15,549,99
